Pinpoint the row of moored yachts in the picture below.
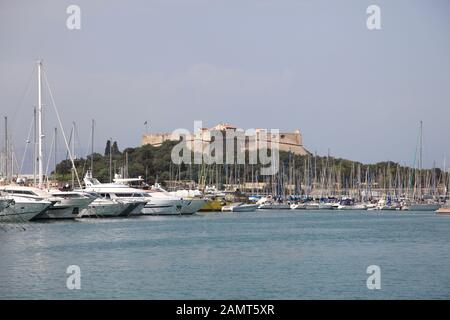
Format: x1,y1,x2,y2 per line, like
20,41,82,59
254,196,444,212
2,177,446,222
0,172,207,223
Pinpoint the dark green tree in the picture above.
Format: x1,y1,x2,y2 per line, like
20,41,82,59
112,141,120,155
104,140,111,156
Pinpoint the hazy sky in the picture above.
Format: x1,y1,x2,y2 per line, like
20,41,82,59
1,0,449,172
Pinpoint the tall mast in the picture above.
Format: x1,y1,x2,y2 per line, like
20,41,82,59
11,150,14,178
91,119,94,175
419,120,423,198
125,151,128,178
109,138,112,182
37,60,43,187
54,127,57,177
4,116,8,181
71,122,75,187
5,116,9,181
33,107,37,186
419,120,423,171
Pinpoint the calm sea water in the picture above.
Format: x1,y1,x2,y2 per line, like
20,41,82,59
0,210,449,299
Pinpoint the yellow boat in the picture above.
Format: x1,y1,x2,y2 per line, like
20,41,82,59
199,199,223,212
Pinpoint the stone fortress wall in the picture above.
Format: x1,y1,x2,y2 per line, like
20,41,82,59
141,123,310,156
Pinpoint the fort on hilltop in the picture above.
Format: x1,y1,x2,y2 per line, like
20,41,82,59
141,123,310,156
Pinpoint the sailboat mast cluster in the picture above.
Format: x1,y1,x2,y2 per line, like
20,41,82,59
1,61,450,222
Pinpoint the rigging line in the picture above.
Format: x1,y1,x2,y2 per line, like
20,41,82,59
18,114,34,175
410,125,421,188
42,69,82,188
13,150,20,177
74,122,83,158
44,129,55,179
66,127,73,160
7,142,20,177
73,121,88,176
84,119,95,159
81,122,94,175
9,65,35,130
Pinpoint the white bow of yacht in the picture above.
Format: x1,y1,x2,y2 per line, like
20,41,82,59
0,193,53,223
0,185,95,219
77,191,128,218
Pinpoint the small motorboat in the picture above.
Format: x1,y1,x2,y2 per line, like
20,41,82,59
222,203,259,212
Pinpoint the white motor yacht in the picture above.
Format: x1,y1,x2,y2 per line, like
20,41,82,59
45,190,96,218
290,203,306,210
84,173,147,216
143,189,186,215
169,189,207,215
337,203,367,210
256,196,291,210
0,185,92,219
222,203,258,212
111,178,187,215
0,195,52,223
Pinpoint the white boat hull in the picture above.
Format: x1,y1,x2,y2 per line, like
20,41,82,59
1,210,41,223
290,203,306,210
409,204,441,211
180,199,207,214
35,197,94,219
337,205,367,210
232,204,258,212
127,202,147,216
140,199,183,215
78,200,125,218
379,206,399,211
119,200,143,217
35,206,76,219
258,204,291,210
0,199,51,223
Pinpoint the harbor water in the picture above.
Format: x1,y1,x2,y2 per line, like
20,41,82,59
0,210,449,299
